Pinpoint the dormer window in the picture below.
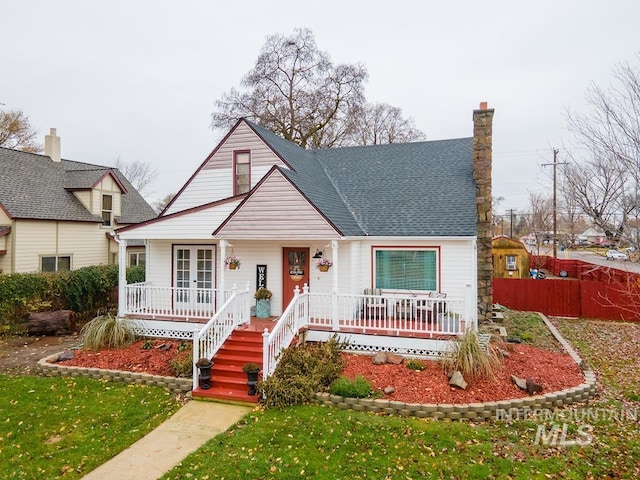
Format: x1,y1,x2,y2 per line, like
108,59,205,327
234,151,251,195
102,194,113,226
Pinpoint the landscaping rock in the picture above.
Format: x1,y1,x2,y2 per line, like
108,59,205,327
449,371,467,390
57,350,74,361
511,375,527,391
383,386,395,394
372,352,387,365
498,348,510,358
385,353,405,365
526,378,543,395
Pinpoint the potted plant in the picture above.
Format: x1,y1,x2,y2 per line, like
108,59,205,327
224,255,241,270
195,357,213,390
242,362,261,395
315,258,333,272
254,287,272,318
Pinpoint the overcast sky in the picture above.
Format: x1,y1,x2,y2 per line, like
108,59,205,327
2,1,639,214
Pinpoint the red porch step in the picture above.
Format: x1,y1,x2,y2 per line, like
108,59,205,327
192,329,264,404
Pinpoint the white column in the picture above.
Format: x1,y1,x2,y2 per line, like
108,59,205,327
350,241,361,294
117,238,127,316
331,240,339,331
219,240,228,307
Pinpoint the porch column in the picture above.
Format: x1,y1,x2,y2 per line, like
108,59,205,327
219,240,228,307
331,240,339,331
117,238,127,316
350,241,361,294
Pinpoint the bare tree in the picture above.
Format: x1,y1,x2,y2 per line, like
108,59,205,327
561,151,629,245
526,192,553,248
565,54,640,247
212,28,367,149
114,157,158,197
349,103,426,145
153,192,175,214
0,108,41,152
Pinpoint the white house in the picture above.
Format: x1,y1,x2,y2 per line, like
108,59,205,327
114,103,495,396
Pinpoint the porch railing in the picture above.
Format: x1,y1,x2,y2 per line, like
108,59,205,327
192,283,252,389
124,282,232,320
307,292,470,335
262,285,310,379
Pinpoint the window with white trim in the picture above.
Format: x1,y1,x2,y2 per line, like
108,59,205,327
234,151,251,195
506,255,517,271
41,255,71,272
102,194,113,227
374,248,437,291
129,252,145,267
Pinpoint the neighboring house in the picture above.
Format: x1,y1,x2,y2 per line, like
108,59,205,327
115,103,494,349
578,227,607,246
492,235,530,279
0,129,156,274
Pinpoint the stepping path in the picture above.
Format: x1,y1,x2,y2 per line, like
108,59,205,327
82,401,251,480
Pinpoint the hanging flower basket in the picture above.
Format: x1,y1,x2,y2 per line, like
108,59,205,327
315,258,333,272
225,256,241,270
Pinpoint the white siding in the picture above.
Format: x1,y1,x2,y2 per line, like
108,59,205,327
143,237,475,317
217,171,339,240
165,122,285,215
118,200,241,240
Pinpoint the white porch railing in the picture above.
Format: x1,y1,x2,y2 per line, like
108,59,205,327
124,282,232,320
261,288,475,380
262,285,310,378
192,283,252,389
307,293,469,335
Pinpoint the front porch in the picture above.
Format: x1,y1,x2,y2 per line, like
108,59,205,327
119,282,476,403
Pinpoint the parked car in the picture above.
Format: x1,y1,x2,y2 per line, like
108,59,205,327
606,249,628,261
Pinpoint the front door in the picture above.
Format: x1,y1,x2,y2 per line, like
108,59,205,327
282,247,310,310
173,246,215,315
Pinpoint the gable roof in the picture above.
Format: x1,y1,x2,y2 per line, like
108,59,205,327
246,120,476,237
0,147,156,224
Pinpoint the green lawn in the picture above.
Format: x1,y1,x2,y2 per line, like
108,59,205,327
162,315,640,480
0,375,180,479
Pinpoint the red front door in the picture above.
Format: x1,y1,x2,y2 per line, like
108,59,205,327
282,247,310,310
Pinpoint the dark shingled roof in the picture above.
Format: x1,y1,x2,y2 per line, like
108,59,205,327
247,121,476,237
0,147,156,224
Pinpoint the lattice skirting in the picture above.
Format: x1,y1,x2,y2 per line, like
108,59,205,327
128,319,203,340
305,330,455,359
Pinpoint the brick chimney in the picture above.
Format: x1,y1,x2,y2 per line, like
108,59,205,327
44,128,61,162
473,102,494,319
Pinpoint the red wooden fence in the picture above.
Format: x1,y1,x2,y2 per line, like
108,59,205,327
494,255,640,321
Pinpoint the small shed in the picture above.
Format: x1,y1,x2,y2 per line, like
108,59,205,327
492,235,530,279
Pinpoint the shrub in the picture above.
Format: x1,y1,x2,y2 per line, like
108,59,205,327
80,312,137,351
170,351,194,377
441,328,502,381
126,264,146,284
406,359,426,371
329,375,373,398
242,362,260,373
259,335,348,408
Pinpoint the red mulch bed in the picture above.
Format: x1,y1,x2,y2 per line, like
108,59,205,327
55,340,584,404
342,344,584,404
56,339,190,378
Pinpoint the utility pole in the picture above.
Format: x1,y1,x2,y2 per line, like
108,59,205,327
542,149,567,259
506,208,516,238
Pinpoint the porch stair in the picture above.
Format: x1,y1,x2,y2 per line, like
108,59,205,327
192,329,263,404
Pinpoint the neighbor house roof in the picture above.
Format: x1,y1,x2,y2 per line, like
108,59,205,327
247,120,476,237
0,147,156,224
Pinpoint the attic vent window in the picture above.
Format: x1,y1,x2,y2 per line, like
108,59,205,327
234,151,251,195
102,194,113,227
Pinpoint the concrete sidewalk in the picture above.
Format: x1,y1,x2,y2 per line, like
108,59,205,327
82,401,252,480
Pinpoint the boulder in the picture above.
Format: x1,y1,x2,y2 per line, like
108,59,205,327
383,386,395,394
385,353,405,365
511,375,527,391
526,378,543,395
449,371,467,390
372,352,387,365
